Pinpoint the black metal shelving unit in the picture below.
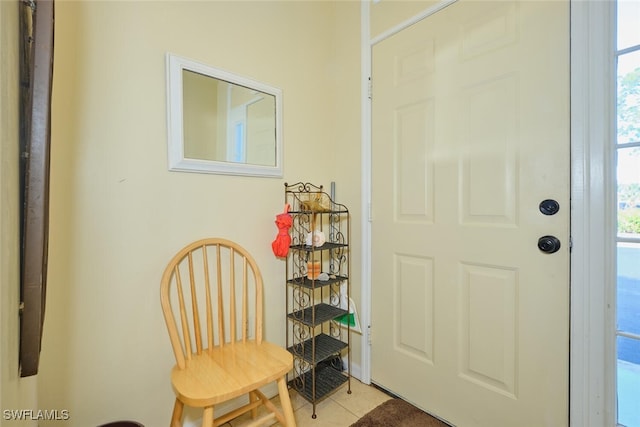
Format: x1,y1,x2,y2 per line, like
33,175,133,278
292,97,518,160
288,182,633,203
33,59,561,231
284,182,351,418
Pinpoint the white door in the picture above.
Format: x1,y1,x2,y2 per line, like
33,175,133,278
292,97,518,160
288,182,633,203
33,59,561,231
370,1,570,426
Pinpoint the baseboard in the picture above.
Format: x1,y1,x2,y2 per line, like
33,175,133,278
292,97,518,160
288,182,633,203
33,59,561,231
346,356,363,382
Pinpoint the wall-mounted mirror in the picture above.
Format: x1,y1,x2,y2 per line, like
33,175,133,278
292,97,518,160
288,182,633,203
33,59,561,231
166,53,283,177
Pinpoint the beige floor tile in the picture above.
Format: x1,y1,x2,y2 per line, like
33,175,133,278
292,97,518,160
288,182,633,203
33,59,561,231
228,378,389,427
291,397,359,427
328,379,392,418
228,389,309,427
287,389,311,412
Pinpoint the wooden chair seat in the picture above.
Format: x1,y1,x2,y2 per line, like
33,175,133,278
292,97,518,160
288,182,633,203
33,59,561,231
171,341,293,407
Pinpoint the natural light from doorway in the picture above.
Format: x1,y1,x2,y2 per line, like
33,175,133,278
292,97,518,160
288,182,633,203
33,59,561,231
616,2,640,427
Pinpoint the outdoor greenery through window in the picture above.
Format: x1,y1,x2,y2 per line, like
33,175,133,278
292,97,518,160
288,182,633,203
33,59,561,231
616,1,640,426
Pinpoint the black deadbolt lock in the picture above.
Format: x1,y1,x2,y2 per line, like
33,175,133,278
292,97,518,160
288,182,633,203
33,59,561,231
538,235,561,254
539,199,560,216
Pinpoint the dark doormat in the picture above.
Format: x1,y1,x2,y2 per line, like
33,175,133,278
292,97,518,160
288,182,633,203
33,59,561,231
350,398,450,427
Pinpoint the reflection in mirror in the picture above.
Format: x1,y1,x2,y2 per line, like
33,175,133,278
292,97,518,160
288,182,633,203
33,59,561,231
182,71,277,166
166,54,283,177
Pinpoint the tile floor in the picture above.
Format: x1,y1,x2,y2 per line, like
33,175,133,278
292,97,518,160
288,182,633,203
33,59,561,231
229,378,393,427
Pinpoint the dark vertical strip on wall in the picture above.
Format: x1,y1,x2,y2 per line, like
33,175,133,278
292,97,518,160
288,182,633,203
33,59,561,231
20,0,54,378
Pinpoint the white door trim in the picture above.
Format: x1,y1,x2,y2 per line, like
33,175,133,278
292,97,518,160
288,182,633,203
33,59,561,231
360,0,617,424
569,1,617,426
359,0,372,385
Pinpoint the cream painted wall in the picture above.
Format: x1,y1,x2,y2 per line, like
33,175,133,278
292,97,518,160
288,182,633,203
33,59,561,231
327,0,363,371
370,0,441,39
39,1,362,426
0,1,38,426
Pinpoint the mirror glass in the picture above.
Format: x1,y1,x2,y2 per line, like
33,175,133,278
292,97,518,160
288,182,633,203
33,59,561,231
166,54,283,177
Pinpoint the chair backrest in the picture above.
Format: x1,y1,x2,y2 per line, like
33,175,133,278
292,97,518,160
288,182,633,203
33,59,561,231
160,238,264,369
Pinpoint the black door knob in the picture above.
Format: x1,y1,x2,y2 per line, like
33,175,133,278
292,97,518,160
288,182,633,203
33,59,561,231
539,199,560,216
538,235,561,254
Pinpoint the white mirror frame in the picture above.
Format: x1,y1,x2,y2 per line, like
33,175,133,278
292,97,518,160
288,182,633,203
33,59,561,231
166,53,283,177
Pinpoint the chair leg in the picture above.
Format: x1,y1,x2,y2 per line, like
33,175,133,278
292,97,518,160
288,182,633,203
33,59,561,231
171,398,184,427
249,391,258,419
201,406,214,427
277,376,296,427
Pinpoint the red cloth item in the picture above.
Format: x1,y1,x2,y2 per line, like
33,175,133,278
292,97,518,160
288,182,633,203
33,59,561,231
271,204,292,258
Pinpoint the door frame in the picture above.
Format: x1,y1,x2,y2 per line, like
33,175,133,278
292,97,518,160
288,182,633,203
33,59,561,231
359,1,617,426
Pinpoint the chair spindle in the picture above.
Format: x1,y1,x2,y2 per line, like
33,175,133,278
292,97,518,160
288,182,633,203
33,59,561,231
216,244,224,346
242,258,248,342
187,252,203,354
174,264,192,361
202,245,214,353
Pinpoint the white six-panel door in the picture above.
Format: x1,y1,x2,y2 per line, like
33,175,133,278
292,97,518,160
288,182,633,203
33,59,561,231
370,1,570,426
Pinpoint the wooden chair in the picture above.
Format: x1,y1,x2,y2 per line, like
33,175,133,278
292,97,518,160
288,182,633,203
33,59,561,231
160,238,296,427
